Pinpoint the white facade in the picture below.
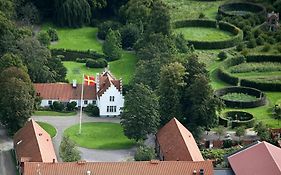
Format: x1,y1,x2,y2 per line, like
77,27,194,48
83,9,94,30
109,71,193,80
97,84,124,117
40,99,95,108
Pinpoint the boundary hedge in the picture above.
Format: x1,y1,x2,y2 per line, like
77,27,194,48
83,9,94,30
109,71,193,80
173,20,243,49
219,111,255,128
214,86,266,108
51,48,105,61
218,2,266,17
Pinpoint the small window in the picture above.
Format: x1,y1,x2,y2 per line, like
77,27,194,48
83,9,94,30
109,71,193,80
84,100,88,105
107,106,109,112
92,101,96,105
114,106,116,112
48,100,52,105
109,96,115,102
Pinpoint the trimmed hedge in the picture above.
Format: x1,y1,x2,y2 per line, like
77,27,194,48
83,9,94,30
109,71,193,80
218,2,266,17
51,48,105,61
173,20,243,49
219,111,255,128
86,58,108,68
214,86,266,108
240,79,281,92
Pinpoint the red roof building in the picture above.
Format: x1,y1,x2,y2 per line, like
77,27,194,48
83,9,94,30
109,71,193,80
23,160,214,175
156,118,204,161
14,119,57,173
228,141,281,175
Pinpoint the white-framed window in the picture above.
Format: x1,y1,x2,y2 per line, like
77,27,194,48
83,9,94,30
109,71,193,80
107,106,109,112
48,100,52,105
109,96,115,102
114,106,116,112
84,100,88,105
107,106,117,112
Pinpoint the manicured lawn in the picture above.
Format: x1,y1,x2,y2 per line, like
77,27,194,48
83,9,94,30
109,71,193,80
34,110,77,116
37,122,57,138
221,93,258,102
42,23,102,53
63,52,137,85
174,27,233,42
64,122,135,149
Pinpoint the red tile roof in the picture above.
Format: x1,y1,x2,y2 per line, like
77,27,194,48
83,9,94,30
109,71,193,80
228,141,281,175
14,119,57,163
23,160,213,175
97,71,121,97
156,118,204,161
34,83,96,101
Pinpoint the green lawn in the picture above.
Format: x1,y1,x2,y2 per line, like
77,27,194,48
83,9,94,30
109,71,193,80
174,27,233,42
63,51,137,84
42,23,102,53
221,93,258,102
64,122,135,149
34,110,77,116
37,122,57,138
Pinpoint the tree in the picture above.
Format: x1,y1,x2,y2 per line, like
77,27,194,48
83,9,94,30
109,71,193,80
120,23,140,49
235,126,246,142
0,0,15,19
0,53,26,72
37,31,51,46
17,2,40,25
55,0,91,27
0,67,35,134
254,122,271,141
274,104,281,126
121,83,160,141
214,126,226,139
47,56,67,82
0,12,16,56
134,145,156,161
158,62,186,126
102,29,122,60
59,135,81,162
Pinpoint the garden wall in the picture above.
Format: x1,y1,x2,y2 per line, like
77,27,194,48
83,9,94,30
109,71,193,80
218,2,266,17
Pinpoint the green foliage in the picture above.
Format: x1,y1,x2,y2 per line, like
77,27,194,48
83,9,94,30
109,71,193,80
236,43,245,51
0,12,16,56
134,145,156,161
218,51,227,61
84,104,100,117
97,20,121,40
247,38,257,48
0,67,35,135
158,62,186,126
47,28,59,41
229,62,281,74
0,0,15,19
214,125,226,139
51,48,105,61
121,83,160,141
60,135,81,162
51,101,65,111
55,0,91,27
120,23,140,49
273,0,281,13
47,56,67,82
254,122,271,141
17,2,40,25
262,43,271,52
173,34,190,53
235,126,246,140
102,29,122,61
0,53,26,72
37,31,51,46
85,58,108,68
38,122,57,138
66,101,77,111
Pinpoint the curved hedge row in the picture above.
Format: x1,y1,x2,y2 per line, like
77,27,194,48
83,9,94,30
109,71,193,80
218,2,266,17
51,48,105,61
219,111,255,128
214,86,266,108
173,20,243,49
217,55,281,91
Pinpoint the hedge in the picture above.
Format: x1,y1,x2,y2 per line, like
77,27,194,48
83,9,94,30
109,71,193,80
51,48,105,61
214,86,266,108
218,2,266,17
219,111,255,128
173,20,243,49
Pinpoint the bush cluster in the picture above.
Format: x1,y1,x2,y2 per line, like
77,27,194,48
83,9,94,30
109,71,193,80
47,28,59,41
85,58,108,68
50,101,77,112
51,48,105,61
84,104,99,117
97,20,121,40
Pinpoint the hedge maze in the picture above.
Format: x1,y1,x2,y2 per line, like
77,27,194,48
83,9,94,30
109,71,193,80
173,20,243,49
218,2,266,17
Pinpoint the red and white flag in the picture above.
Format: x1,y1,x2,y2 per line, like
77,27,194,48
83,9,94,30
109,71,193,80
84,75,95,86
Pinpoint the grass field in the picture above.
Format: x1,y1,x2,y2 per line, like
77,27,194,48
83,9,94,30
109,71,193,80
221,93,258,102
64,122,135,149
174,27,233,41
63,51,137,84
37,122,57,138
34,110,77,116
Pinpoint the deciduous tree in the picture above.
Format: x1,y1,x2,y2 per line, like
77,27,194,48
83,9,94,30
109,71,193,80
102,29,122,60
60,135,81,162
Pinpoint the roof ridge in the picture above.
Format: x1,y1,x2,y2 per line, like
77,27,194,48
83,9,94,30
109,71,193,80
228,141,261,158
29,120,44,162
263,142,281,173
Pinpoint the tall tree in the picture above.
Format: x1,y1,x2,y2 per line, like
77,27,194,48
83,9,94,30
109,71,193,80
121,83,160,141
0,67,35,134
0,0,15,19
102,29,122,61
0,12,16,56
60,135,81,162
0,53,26,72
158,62,186,126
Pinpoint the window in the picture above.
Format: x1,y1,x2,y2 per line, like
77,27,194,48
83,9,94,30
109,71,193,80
114,106,116,112
109,96,115,102
48,100,52,105
107,106,109,112
107,106,117,112
84,100,88,105
92,101,96,105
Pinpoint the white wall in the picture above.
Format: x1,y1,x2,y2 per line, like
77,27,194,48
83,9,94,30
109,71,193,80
98,85,124,116
40,99,96,107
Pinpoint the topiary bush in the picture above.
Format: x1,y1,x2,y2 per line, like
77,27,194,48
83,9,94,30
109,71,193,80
51,101,65,111
66,101,77,111
47,27,59,41
37,31,51,46
85,58,108,68
84,104,99,117
218,51,228,61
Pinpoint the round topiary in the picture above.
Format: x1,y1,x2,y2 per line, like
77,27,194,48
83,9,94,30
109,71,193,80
218,2,266,17
219,111,255,128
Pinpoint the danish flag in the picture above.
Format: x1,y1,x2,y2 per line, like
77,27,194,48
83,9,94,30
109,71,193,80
84,75,95,86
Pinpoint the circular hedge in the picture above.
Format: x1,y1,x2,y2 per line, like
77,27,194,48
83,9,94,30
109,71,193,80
217,55,281,91
214,86,266,108
218,2,266,17
219,111,255,128
173,20,243,49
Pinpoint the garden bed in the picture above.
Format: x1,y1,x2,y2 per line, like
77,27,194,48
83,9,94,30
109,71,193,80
173,20,243,49
214,86,266,108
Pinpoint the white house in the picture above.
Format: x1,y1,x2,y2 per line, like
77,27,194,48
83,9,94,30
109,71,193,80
34,71,124,117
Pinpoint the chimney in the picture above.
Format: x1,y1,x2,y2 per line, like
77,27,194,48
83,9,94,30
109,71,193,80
86,170,91,175
72,80,77,88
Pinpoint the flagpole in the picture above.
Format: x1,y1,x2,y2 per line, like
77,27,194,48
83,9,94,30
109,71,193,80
79,74,84,135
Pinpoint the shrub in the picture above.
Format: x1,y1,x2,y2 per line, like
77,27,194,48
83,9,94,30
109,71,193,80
256,36,265,45
51,101,64,111
97,21,121,40
120,23,140,49
223,139,232,148
66,101,77,111
247,38,257,48
85,58,107,68
236,43,245,51
51,49,105,61
60,136,81,162
174,34,190,53
276,45,281,53
262,44,271,52
199,13,205,19
134,145,156,161
37,31,51,46
47,28,59,41
76,58,86,63
218,51,228,60
84,104,99,117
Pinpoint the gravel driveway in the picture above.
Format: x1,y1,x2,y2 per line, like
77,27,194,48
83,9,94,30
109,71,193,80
32,113,136,162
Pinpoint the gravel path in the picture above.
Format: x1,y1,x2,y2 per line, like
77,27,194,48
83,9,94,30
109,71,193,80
32,113,136,162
